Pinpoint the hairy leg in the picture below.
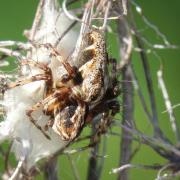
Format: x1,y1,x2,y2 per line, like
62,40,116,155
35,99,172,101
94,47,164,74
44,43,77,79
26,88,71,139
26,93,60,140
6,74,49,89
21,60,51,72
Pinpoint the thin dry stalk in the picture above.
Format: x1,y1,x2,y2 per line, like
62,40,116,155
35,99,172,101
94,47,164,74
111,163,162,174
44,157,58,180
67,155,81,180
113,1,134,180
119,66,134,180
157,69,180,141
128,6,167,141
87,136,99,180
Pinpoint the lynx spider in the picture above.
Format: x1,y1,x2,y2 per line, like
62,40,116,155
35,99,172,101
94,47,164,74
3,28,109,141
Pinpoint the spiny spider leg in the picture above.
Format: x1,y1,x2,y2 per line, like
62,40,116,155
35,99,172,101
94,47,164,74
26,92,61,140
21,60,50,72
107,58,120,99
26,88,71,140
73,113,111,149
26,112,51,140
5,59,53,90
44,43,77,79
20,60,53,94
109,58,117,84
6,74,49,89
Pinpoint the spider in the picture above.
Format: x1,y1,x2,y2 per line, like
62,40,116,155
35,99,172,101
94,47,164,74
3,28,109,141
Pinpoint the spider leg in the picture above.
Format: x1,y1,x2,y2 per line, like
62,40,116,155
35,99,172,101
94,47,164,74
107,58,120,98
2,59,54,96
108,58,117,86
26,94,59,140
21,60,53,95
72,112,111,149
26,88,71,139
4,60,53,90
21,60,51,72
26,110,51,140
6,74,49,89
89,112,110,147
44,44,77,79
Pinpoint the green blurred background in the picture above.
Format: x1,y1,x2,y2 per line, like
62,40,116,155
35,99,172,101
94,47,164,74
0,0,180,179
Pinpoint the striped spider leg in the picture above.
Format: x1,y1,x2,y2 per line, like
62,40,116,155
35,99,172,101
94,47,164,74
3,28,109,141
4,60,54,139
40,29,108,141
44,29,109,141
4,58,87,141
47,29,108,104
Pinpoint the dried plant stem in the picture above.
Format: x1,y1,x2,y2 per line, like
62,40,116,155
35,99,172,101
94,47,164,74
55,20,78,47
67,155,81,180
0,47,25,60
157,69,180,142
136,40,160,136
111,163,162,174
87,123,99,180
118,65,134,180
4,141,13,175
113,121,180,159
96,135,107,179
9,158,25,180
130,66,152,122
29,0,45,41
129,8,167,141
115,1,134,179
44,157,58,180
87,144,99,180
